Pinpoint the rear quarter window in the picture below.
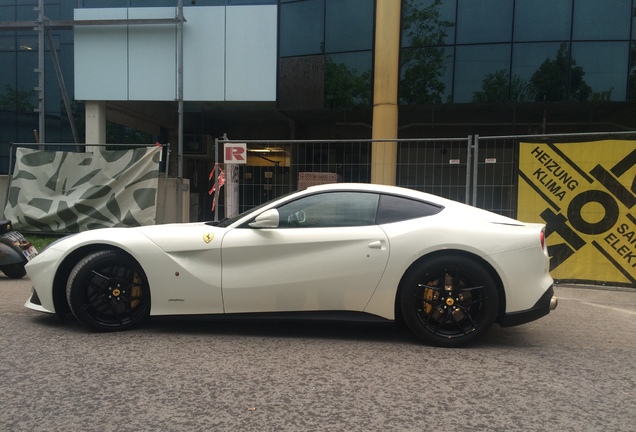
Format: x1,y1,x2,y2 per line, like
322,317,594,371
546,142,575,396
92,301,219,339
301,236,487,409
376,194,443,224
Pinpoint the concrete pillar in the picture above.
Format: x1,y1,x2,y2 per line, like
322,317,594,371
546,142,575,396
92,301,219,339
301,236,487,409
85,101,106,150
370,0,401,186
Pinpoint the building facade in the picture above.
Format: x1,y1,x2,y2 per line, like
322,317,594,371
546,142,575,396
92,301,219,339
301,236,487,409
1,0,636,216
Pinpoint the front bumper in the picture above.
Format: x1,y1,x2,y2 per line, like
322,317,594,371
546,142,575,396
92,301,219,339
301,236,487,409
500,285,557,327
24,287,54,314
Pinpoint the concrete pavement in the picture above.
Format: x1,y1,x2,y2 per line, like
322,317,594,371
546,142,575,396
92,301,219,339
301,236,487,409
1,278,635,432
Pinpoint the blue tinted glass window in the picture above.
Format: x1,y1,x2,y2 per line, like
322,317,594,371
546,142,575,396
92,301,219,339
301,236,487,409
60,0,75,20
226,0,277,4
514,0,571,42
0,113,17,153
17,4,37,20
402,0,456,47
325,0,373,53
324,51,372,108
510,42,569,102
0,5,15,20
454,44,511,102
514,42,594,102
400,46,453,104
456,0,512,44
571,42,628,101
512,42,565,101
280,0,324,57
513,43,564,81
629,42,636,99
16,51,37,110
573,0,630,40
130,0,182,6
0,52,17,105
81,0,128,7
0,35,15,51
187,1,226,4
17,35,37,52
42,4,60,19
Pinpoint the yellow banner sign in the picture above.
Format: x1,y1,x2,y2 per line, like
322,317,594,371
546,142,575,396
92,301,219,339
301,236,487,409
518,140,636,286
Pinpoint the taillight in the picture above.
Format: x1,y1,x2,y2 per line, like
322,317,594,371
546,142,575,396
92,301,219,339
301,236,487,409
540,228,548,255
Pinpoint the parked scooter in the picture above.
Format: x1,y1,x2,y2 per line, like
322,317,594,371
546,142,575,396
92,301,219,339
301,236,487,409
0,219,38,279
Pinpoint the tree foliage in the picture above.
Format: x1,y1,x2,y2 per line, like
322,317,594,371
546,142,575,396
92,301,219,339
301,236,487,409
530,42,591,102
0,84,36,112
473,42,594,103
400,0,454,104
473,70,532,102
324,57,371,109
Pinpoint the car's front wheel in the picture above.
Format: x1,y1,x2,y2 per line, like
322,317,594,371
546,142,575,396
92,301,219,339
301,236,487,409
66,249,151,332
400,255,499,348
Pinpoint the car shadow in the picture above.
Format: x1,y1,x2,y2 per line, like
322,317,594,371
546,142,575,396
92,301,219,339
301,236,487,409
28,313,542,348
148,315,416,344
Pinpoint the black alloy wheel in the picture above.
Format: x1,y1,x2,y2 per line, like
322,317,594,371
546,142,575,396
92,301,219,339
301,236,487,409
66,249,151,332
400,255,499,348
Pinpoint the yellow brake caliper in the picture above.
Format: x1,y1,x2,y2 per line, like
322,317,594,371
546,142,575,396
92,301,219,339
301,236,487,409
424,286,434,315
130,272,141,309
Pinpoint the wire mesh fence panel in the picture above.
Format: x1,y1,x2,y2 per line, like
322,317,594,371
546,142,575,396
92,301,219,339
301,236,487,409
396,138,471,204
473,137,518,218
475,131,636,218
205,133,635,221
209,139,372,220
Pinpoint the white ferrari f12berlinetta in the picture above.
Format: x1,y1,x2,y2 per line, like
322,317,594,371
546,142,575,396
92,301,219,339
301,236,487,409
25,183,556,347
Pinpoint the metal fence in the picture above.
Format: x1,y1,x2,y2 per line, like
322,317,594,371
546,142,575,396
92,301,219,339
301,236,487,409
198,132,636,221
5,134,635,224
396,137,472,205
202,137,472,220
474,131,636,218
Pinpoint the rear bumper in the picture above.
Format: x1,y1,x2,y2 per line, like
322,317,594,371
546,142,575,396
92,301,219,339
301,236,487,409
500,285,557,327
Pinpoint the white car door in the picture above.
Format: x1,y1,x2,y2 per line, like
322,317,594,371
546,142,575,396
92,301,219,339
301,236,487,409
220,191,390,314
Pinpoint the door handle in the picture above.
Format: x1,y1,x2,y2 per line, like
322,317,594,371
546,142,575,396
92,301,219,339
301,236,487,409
368,240,383,249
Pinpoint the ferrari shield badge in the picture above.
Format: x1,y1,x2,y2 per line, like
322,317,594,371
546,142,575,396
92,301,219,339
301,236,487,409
203,233,214,244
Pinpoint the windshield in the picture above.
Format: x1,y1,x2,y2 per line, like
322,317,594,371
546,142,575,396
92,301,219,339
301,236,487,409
206,190,298,228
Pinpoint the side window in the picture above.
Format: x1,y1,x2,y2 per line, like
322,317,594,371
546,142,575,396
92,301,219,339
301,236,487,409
376,194,443,224
277,192,380,228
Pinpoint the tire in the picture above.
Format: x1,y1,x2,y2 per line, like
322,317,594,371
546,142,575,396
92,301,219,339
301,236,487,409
1,263,26,279
400,255,499,348
66,250,151,332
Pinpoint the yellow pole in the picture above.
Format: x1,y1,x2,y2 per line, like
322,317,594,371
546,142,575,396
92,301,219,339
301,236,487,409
371,0,401,185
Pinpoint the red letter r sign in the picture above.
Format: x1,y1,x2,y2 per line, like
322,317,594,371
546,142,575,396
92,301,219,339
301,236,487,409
224,143,247,164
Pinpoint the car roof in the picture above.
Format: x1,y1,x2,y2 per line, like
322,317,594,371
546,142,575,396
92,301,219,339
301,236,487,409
305,182,449,204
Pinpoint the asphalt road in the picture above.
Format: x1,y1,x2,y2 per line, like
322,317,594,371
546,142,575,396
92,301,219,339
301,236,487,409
1,277,635,432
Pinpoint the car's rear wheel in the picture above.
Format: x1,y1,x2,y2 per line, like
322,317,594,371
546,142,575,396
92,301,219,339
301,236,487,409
400,255,499,348
66,249,151,332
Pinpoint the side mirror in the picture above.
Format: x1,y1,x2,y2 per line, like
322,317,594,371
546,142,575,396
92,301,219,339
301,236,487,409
249,209,280,228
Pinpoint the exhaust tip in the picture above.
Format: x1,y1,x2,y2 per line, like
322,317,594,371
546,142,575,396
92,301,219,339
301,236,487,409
550,296,558,310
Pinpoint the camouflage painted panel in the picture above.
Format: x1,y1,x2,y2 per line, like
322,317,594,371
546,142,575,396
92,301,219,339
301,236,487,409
4,147,161,233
